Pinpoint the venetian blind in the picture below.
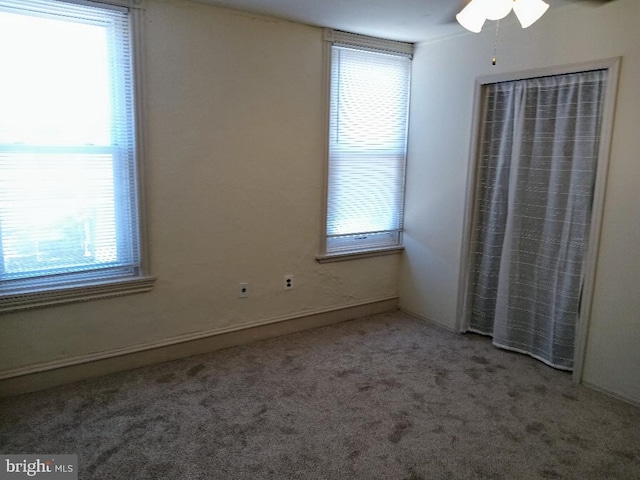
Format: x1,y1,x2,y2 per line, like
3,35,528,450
326,44,411,253
0,0,140,291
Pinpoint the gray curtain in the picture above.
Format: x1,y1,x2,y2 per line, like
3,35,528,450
463,70,607,370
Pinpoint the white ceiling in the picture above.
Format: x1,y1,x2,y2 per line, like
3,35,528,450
194,0,580,43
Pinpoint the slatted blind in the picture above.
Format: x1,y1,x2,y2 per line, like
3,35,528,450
326,44,411,253
0,0,140,290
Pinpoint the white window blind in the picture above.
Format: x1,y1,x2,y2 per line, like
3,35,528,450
326,43,411,254
0,0,141,294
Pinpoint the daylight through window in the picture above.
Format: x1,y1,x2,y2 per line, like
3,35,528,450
325,38,412,255
0,0,146,300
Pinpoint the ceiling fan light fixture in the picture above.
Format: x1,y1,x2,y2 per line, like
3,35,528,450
456,0,487,33
480,0,514,21
513,0,550,28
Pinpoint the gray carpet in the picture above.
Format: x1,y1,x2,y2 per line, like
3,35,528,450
1,311,639,479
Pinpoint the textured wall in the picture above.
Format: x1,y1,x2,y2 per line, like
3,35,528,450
0,0,399,374
401,0,640,403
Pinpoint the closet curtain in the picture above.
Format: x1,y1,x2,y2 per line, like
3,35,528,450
463,70,607,370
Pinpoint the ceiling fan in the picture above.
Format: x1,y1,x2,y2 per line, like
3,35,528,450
451,0,617,65
454,0,616,34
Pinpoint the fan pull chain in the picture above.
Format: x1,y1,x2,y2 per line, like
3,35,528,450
492,19,500,66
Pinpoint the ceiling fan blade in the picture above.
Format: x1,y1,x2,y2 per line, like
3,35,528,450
443,0,476,25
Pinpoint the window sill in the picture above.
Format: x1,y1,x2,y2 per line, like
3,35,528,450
316,246,404,263
0,276,156,314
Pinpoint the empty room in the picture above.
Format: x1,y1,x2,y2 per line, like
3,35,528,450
1,0,639,478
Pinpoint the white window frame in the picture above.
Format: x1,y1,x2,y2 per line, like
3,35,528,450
0,0,154,313
317,29,412,263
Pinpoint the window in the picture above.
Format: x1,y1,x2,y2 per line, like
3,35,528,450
0,0,153,311
322,30,412,259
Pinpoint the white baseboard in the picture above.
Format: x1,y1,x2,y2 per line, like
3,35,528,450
399,307,457,333
0,296,398,398
583,380,640,409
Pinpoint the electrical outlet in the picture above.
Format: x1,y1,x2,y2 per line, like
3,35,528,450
238,282,249,298
284,274,294,290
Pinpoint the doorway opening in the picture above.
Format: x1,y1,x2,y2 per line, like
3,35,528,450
457,59,620,381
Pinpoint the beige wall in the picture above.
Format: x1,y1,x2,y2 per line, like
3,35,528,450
401,0,640,404
3,0,637,406
0,0,399,375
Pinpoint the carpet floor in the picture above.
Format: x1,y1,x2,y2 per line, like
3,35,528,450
1,311,639,479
